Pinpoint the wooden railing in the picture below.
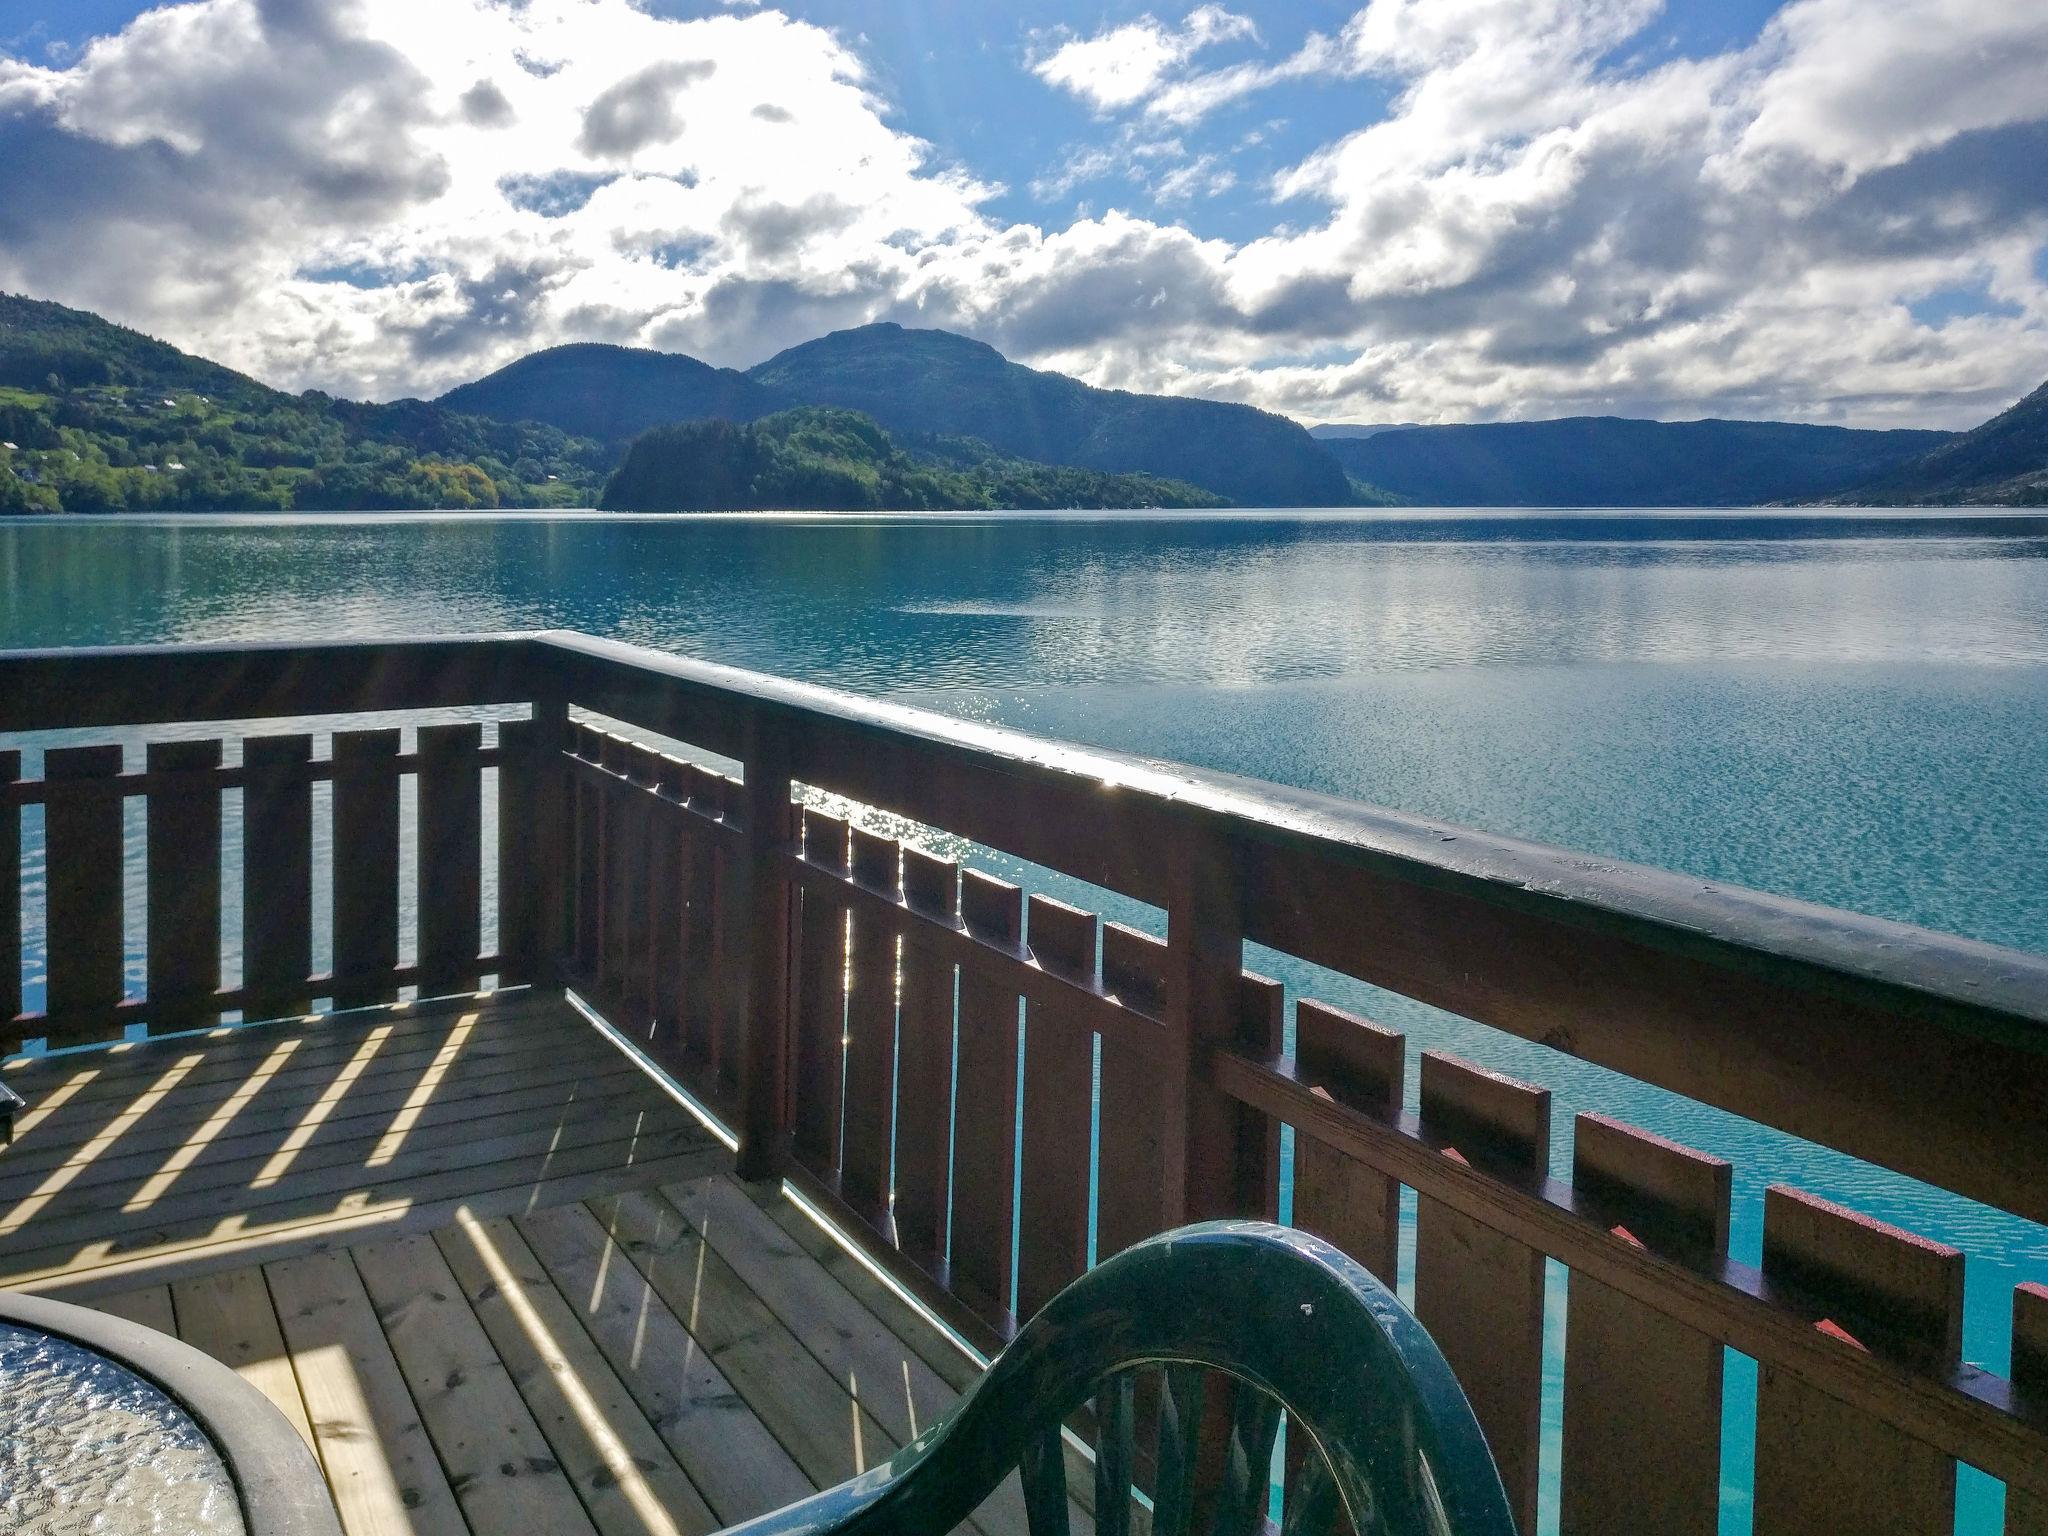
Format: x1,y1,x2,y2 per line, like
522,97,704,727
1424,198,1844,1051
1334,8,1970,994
3,632,2046,1535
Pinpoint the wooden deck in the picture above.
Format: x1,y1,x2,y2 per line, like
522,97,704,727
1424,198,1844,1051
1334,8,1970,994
0,993,1050,1536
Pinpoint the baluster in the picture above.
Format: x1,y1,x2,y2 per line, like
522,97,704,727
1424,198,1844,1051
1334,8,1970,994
1560,1113,1731,1536
2011,1282,2048,1535
570,724,603,976
1019,892,1097,1319
1753,1186,1964,1536
145,739,222,1032
331,729,400,1008
1153,1363,1206,1536
243,734,313,1020
791,808,848,1179
840,827,901,1232
1413,1051,1550,1535
952,868,1023,1333
1291,998,1404,1284
618,744,661,1028
1097,922,1170,1260
43,745,124,1044
733,717,795,1181
0,750,18,1034
645,756,690,1068
416,723,482,997
894,844,959,1274
682,763,726,1080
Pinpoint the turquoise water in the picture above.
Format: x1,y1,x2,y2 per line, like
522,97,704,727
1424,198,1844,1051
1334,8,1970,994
3,508,2046,1531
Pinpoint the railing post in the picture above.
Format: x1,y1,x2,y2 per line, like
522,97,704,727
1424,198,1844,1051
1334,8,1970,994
1162,822,1258,1223
733,710,797,1181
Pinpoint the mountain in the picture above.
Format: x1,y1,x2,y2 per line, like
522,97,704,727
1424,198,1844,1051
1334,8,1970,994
1834,378,2048,505
743,323,1349,507
1317,416,1952,506
601,406,1226,512
0,293,610,511
437,343,786,444
1309,422,1422,440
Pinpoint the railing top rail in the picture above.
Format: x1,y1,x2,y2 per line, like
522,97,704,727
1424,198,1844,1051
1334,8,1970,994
4,630,2045,1042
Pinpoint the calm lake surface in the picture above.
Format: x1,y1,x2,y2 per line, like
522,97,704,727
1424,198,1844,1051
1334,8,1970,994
4,508,2046,1532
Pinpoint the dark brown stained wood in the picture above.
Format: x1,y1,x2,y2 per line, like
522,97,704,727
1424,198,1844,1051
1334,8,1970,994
1162,829,1246,1226
1,750,18,1032
597,733,632,1007
1560,1113,1732,1536
144,739,223,1032
1018,893,1098,1319
43,744,126,1042
1413,1050,1550,1536
682,764,727,1079
2013,1283,2048,1536
792,808,848,1178
1097,924,1170,1261
416,723,483,998
840,826,901,1228
331,730,401,1009
242,735,313,1022
1290,998,1404,1284
1237,972,1285,1222
733,721,796,1182
494,716,540,984
1754,1185,1965,1536
895,844,959,1272
645,756,691,1069
617,744,663,1027
571,726,604,976
953,868,1024,1333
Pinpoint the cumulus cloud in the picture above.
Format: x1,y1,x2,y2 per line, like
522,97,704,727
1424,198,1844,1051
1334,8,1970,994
0,0,2043,429
1031,7,1256,113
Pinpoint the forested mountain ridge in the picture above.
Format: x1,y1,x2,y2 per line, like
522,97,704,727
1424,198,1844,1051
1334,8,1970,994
600,407,1226,511
438,342,788,444
1833,378,2048,505
0,293,610,511
740,323,1352,507
1314,416,1954,506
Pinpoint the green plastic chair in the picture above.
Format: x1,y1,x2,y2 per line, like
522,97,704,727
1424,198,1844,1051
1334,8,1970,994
721,1220,1515,1536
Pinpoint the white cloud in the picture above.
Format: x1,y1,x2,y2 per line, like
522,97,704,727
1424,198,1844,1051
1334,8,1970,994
0,0,2044,431
1030,6,1256,113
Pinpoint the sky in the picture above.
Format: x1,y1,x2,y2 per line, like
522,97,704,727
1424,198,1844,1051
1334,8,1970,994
0,0,2044,428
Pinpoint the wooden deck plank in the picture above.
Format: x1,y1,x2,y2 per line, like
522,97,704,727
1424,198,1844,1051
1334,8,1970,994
588,1187,894,1488
0,1062,651,1210
266,1247,470,1536
352,1232,601,1536
0,1071,665,1240
86,1284,177,1334
516,1201,816,1526
8,1133,724,1297
171,1266,321,1458
0,1099,692,1274
433,1212,719,1536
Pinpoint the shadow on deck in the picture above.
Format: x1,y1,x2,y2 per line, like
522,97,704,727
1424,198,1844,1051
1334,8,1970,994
0,993,1021,1536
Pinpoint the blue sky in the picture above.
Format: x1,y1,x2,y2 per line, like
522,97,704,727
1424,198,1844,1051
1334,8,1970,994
2,0,2044,427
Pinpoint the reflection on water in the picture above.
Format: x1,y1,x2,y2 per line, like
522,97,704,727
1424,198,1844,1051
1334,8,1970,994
4,508,2047,1535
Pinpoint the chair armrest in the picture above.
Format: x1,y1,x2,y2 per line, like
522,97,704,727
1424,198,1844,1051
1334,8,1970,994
718,1220,1513,1536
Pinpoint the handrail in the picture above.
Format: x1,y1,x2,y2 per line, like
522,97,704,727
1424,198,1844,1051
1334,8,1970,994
719,1221,1516,1536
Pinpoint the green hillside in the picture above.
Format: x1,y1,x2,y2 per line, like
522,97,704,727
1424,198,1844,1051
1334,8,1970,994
600,407,1227,511
0,293,610,511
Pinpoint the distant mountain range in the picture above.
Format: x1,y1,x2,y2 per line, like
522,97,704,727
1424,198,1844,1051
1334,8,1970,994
1311,417,1954,506
445,322,1351,507
5,288,2045,511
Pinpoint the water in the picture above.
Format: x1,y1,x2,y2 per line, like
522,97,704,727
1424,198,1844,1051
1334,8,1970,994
4,508,2046,1531
0,1322,247,1534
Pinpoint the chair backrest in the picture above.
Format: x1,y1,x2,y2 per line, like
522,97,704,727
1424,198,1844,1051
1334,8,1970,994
722,1220,1517,1536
